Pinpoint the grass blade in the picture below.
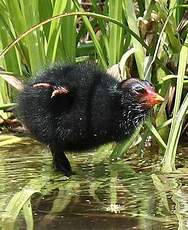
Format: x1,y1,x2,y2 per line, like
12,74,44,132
2,179,45,230
108,0,124,65
46,0,68,62
124,0,145,79
162,35,188,172
73,0,107,68
110,125,141,160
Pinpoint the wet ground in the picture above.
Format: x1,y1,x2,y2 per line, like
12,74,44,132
1,138,188,230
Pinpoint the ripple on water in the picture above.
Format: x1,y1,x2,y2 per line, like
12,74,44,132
1,140,188,229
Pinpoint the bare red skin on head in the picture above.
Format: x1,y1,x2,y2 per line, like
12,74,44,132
142,87,164,108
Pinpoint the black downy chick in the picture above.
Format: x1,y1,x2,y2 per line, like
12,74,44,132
18,63,164,176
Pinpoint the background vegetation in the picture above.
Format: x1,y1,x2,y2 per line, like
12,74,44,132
0,0,188,172
1,1,188,229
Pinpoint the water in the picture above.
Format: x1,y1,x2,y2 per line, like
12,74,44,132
0,139,188,230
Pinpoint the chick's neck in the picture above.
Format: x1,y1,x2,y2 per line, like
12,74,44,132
110,89,149,141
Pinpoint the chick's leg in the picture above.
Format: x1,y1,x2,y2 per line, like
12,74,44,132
49,144,72,176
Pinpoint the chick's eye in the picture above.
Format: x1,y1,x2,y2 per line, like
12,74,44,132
134,87,146,94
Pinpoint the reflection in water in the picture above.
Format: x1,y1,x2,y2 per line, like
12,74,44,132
0,139,188,229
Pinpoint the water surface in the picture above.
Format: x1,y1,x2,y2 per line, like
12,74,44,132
0,139,188,230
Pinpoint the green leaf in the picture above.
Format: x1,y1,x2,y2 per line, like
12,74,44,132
162,35,188,172
124,0,145,79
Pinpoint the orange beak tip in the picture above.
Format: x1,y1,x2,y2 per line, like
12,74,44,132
156,94,165,103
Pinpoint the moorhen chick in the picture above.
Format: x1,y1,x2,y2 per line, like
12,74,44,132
18,63,164,176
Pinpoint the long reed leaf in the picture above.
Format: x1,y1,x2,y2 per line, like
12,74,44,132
108,0,124,65
72,0,107,67
162,35,188,172
124,0,145,79
0,12,150,68
46,0,68,62
2,179,45,230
